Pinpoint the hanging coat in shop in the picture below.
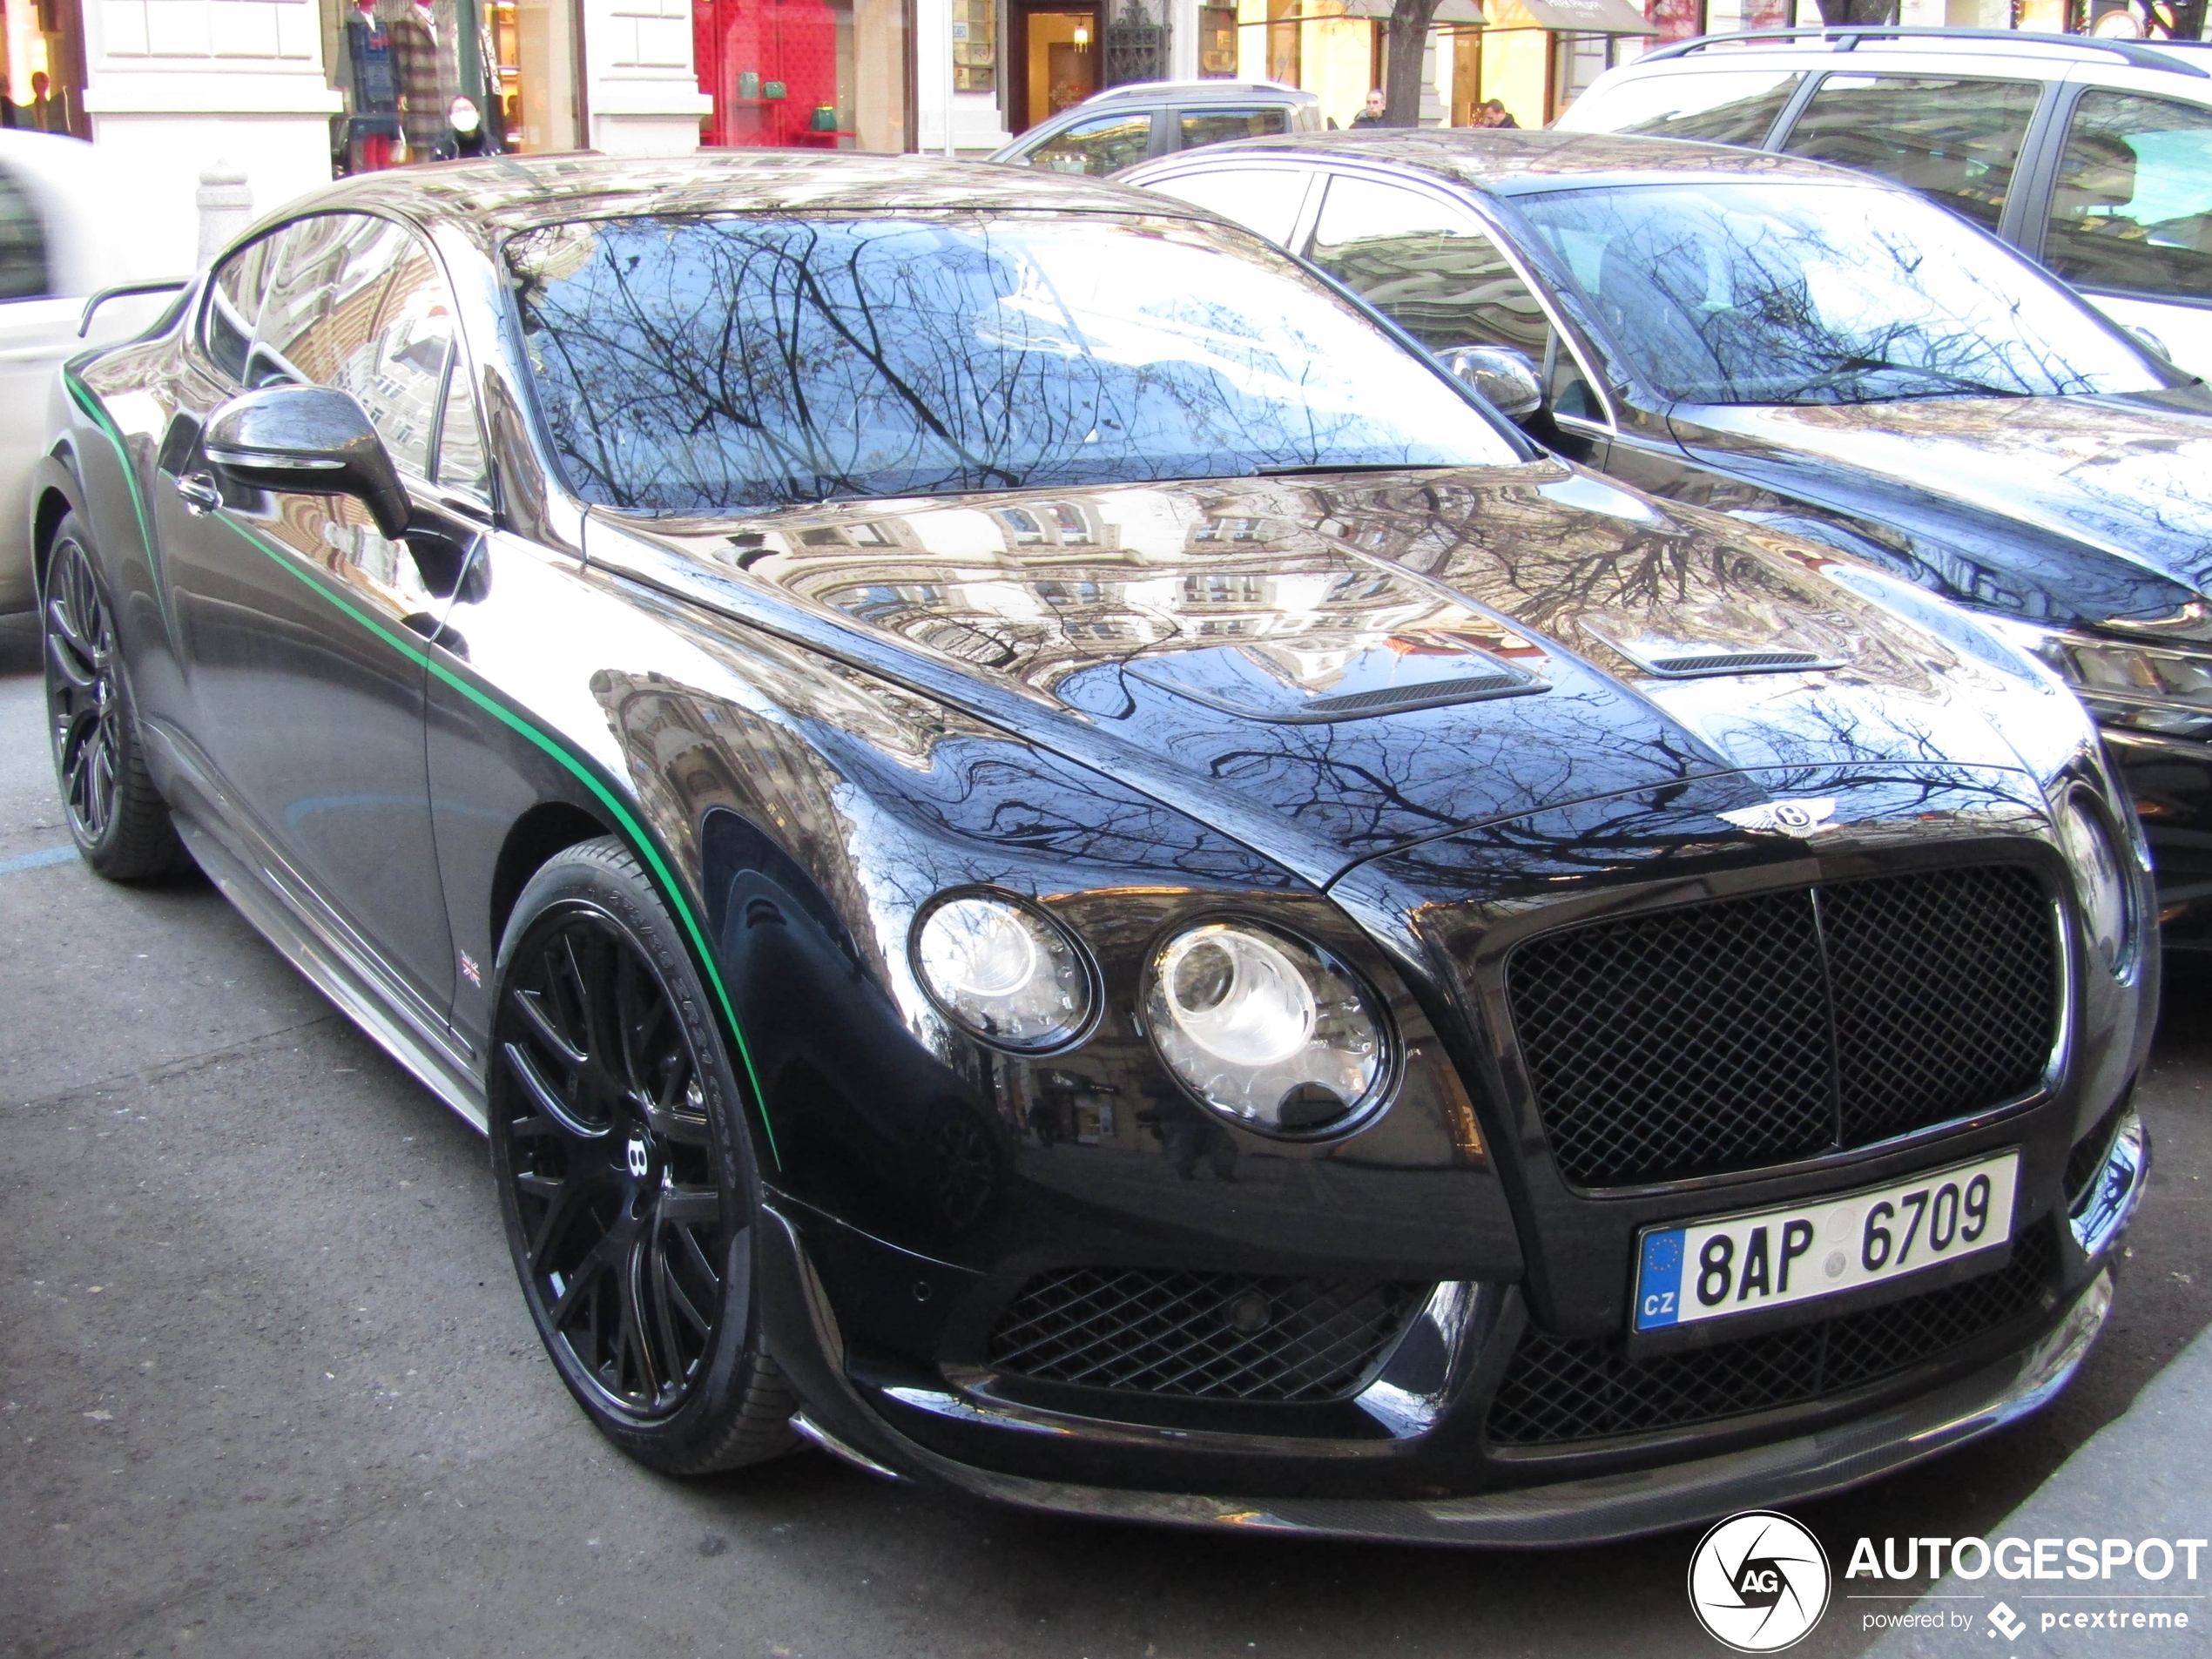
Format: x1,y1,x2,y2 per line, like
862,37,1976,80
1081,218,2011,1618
389,3,447,162
346,6,401,141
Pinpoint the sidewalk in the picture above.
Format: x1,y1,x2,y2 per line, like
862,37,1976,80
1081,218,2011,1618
1866,1317,2212,1656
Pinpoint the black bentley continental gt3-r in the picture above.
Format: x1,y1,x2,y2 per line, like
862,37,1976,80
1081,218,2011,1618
33,153,2151,1544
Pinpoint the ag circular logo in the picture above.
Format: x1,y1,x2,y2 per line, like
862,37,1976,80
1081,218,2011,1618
1687,1510,1831,1652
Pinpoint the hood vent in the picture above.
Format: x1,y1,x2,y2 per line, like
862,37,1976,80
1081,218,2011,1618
1588,627,1842,680
1124,639,1546,725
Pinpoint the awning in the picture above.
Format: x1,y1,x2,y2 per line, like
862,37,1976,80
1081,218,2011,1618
1490,0,1658,34
1243,0,1489,23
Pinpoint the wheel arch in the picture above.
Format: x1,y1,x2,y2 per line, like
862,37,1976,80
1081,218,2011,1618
489,799,616,960
29,446,85,601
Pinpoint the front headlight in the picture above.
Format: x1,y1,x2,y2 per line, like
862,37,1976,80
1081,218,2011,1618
1994,621,2212,738
912,893,1095,1051
1142,921,1388,1136
2054,789,2132,973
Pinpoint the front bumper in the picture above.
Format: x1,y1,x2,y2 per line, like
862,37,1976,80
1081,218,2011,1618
754,1110,2145,1545
792,1269,2112,1548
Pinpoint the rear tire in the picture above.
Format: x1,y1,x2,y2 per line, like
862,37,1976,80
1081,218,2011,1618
489,836,799,1474
41,514,188,881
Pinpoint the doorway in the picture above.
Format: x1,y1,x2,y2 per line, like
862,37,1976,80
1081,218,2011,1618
1010,3,1098,134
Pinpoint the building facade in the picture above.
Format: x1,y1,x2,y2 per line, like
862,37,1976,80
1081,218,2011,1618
0,0,2190,273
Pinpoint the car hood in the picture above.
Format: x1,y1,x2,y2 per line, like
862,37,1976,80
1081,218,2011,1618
589,458,2082,885
1672,391,2212,631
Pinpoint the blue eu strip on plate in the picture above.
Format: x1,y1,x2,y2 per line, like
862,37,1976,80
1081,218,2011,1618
1636,1229,1685,1331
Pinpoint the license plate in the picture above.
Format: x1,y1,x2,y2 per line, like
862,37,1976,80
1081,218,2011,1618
1633,1150,2020,1333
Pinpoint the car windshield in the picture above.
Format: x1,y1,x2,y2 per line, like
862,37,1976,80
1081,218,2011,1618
1510,181,2164,407
504,211,1518,515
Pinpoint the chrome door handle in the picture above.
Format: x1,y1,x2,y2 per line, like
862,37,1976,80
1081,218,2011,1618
175,471,220,515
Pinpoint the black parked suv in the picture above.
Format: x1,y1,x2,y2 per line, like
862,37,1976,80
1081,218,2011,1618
990,79,1323,177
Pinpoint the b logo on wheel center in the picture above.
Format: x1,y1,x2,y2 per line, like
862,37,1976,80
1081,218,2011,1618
625,1136,651,1179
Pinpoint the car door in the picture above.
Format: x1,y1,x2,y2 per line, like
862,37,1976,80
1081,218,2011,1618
2029,74,2212,380
156,211,475,1025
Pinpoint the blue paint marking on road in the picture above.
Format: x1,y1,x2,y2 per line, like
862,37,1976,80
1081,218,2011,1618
0,845,78,876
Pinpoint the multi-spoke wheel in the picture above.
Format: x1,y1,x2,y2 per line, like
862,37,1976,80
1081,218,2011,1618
42,515,185,880
490,837,797,1472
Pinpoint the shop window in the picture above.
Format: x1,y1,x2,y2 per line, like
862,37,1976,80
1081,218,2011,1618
698,0,907,150
1197,4,1235,76
321,0,520,168
2044,91,2212,303
1780,75,2041,233
954,0,995,91
0,0,86,138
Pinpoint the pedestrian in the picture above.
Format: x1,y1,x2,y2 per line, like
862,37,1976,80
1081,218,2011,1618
1351,87,1386,127
1481,98,1519,128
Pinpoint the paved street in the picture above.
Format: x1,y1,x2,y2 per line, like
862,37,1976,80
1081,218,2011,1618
0,606,2206,1659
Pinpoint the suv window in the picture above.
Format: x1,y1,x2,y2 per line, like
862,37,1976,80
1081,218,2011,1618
1178,105,1291,151
0,162,48,300
1022,111,1155,175
251,213,409,390
1780,75,2043,232
2045,91,2212,303
1306,175,1550,358
1145,165,1312,246
1565,69,1803,145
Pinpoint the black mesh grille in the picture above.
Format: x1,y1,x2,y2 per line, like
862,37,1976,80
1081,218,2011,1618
986,1269,1423,1402
1507,866,2056,1187
1485,1227,2055,1447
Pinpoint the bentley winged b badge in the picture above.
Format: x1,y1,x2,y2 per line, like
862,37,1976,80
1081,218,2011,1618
1719,798,1839,838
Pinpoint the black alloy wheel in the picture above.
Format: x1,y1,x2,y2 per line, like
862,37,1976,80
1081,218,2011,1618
42,515,186,880
491,838,796,1473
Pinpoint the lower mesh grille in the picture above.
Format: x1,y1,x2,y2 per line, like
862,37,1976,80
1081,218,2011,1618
986,1268,1424,1402
1486,1227,2056,1447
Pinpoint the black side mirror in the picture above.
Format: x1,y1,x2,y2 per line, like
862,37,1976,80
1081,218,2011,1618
1436,343,1544,423
203,384,413,542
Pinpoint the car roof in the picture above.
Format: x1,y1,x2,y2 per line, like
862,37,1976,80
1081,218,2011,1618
1622,24,2212,79
1079,78,1316,104
239,151,1209,248
1135,126,1871,193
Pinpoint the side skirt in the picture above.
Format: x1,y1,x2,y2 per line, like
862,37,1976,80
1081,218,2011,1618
172,813,489,1133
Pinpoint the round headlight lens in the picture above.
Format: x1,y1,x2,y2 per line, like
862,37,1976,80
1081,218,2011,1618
1143,922,1386,1135
913,894,1092,1050
2055,792,2129,972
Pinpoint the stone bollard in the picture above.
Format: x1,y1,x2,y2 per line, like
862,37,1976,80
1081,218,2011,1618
195,163,253,268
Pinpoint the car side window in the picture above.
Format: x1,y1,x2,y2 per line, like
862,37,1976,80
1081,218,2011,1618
2044,91,2212,303
1022,111,1154,175
249,213,408,391
0,160,49,300
203,233,283,383
1779,75,2042,232
356,242,458,480
1306,175,1551,359
1144,165,1312,246
1178,105,1291,152
1562,70,1803,146
434,365,492,503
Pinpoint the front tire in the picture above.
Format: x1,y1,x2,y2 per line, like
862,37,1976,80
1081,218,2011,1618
489,837,799,1474
42,514,186,880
